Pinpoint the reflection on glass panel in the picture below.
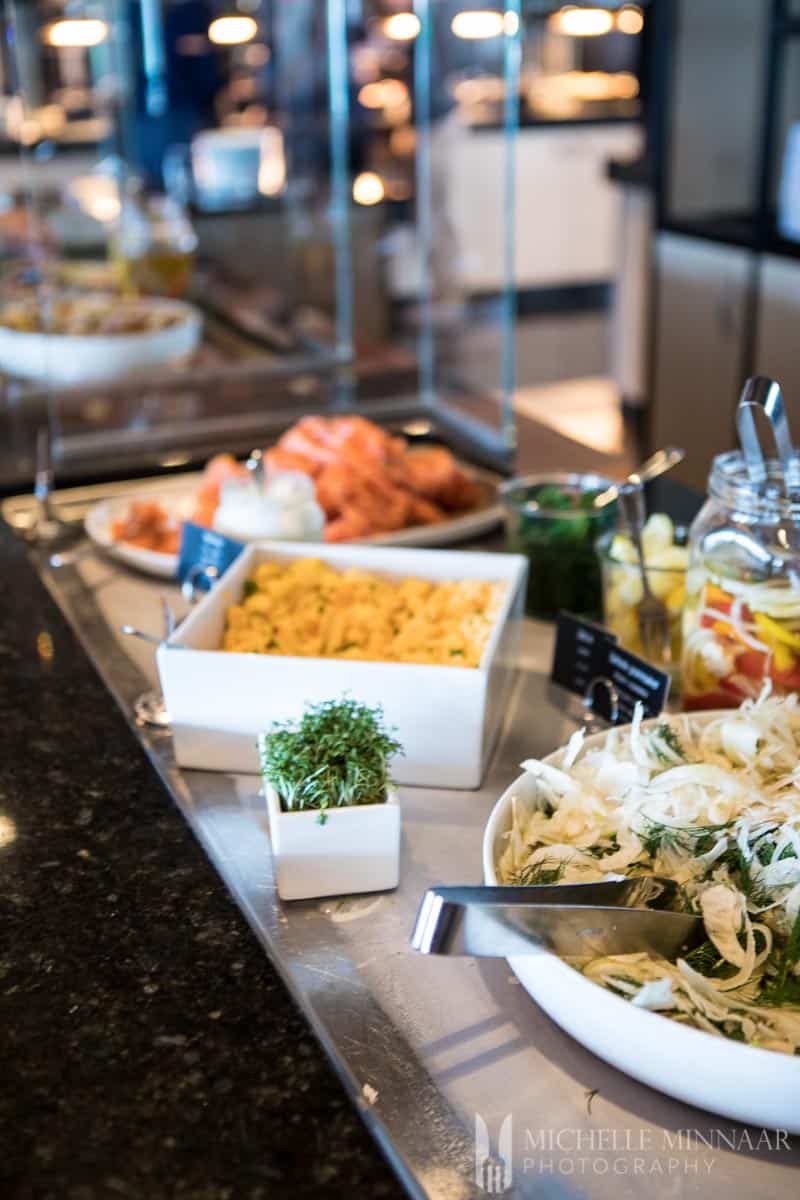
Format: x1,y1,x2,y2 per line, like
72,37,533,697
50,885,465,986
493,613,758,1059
666,0,769,230
0,0,648,490
775,36,800,243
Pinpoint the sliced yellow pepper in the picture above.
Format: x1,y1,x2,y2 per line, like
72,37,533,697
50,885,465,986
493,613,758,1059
705,583,735,608
753,612,800,651
773,642,796,672
712,619,753,648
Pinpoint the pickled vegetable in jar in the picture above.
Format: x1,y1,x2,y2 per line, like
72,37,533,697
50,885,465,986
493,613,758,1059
601,514,688,677
682,451,800,710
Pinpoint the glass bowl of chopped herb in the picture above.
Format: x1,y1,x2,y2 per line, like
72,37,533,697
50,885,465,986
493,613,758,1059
500,473,618,620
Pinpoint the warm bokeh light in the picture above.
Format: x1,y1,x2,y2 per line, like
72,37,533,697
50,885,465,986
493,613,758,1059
548,6,614,36
69,175,121,223
357,78,409,110
382,12,420,40
352,171,385,206
0,814,16,849
257,129,286,196
450,10,505,39
616,5,644,34
242,42,270,67
36,631,54,662
389,124,416,156
208,15,258,46
44,18,108,47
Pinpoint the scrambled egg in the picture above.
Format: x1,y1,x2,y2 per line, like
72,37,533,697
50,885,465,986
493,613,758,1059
222,557,505,667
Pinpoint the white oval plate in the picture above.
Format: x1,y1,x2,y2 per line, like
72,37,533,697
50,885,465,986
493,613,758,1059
482,715,800,1134
85,471,503,578
84,476,198,579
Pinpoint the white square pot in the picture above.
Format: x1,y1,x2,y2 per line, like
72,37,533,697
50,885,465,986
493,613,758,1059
157,540,527,788
265,783,401,901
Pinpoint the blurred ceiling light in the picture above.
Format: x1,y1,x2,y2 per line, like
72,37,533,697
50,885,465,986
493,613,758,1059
44,18,109,48
357,78,409,110
208,15,257,45
548,6,614,36
352,171,385,206
451,10,506,39
616,5,644,34
382,12,420,40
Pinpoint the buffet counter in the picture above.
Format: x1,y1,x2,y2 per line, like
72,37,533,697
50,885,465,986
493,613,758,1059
3,415,799,1200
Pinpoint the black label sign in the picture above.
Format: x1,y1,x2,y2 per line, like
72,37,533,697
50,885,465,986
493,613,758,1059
551,612,618,697
178,522,244,594
605,644,670,722
550,611,669,724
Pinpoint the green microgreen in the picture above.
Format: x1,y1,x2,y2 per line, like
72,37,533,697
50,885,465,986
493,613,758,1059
258,698,402,822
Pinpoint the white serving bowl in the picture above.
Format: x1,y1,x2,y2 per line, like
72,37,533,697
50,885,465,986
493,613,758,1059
157,540,527,787
0,297,202,386
482,715,800,1133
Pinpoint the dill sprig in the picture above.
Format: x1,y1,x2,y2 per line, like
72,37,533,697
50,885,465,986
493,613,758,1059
761,911,800,1006
511,857,568,886
636,819,733,860
648,723,688,765
259,698,402,824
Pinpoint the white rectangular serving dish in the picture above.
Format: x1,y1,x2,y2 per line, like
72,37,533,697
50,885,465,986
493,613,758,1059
157,540,527,787
265,783,400,901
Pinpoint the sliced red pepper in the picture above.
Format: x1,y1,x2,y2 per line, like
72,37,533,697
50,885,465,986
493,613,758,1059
736,649,769,680
769,663,800,692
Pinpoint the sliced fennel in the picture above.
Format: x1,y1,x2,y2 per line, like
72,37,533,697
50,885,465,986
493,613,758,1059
498,687,800,1054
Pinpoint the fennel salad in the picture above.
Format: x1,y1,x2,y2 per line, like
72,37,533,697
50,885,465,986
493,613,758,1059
498,689,800,1054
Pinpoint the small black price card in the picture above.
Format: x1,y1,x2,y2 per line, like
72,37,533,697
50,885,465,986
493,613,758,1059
550,611,669,724
178,522,244,594
551,612,618,697
605,644,670,723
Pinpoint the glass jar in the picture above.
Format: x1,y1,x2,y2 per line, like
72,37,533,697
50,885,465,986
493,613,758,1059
111,190,197,299
500,472,618,620
682,451,800,710
600,522,688,685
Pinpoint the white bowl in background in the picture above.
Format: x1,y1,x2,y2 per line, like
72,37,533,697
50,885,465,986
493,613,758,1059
0,297,202,386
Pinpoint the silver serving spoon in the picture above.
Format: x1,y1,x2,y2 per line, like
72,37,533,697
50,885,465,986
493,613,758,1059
120,624,185,650
246,447,267,493
411,880,702,961
597,446,685,507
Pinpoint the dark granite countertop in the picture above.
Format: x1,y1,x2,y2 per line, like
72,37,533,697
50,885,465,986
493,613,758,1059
0,519,402,1199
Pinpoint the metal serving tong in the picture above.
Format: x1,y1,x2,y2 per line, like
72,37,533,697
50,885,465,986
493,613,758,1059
411,879,702,960
737,375,800,499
